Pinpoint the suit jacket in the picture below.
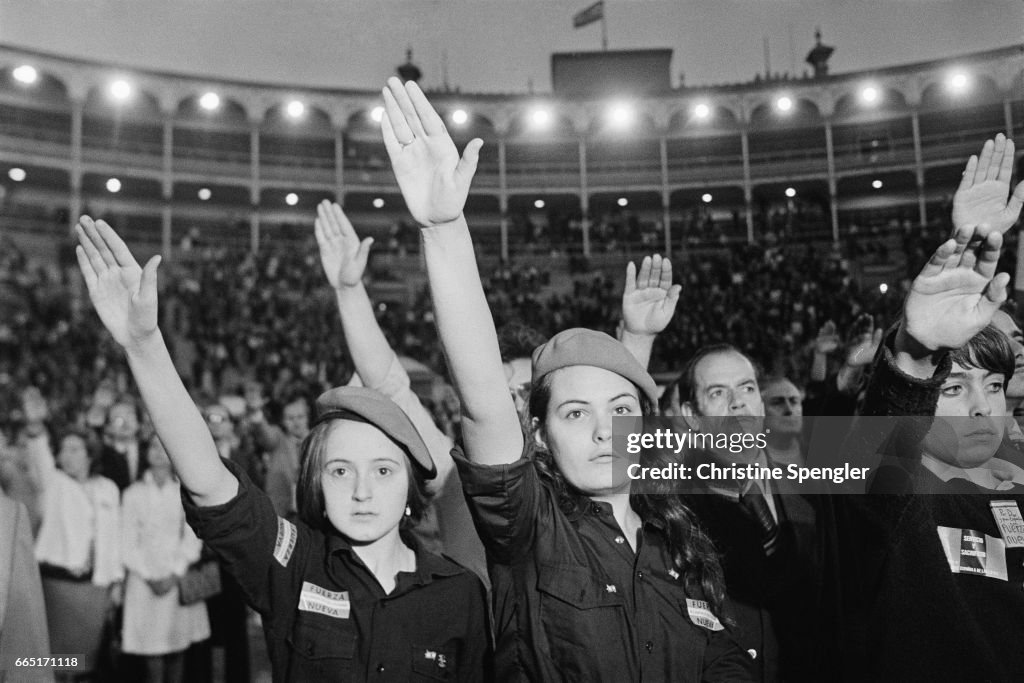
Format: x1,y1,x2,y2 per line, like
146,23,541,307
682,453,824,683
97,442,146,492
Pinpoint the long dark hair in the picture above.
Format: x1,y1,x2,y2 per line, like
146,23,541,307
296,418,433,545
527,370,729,618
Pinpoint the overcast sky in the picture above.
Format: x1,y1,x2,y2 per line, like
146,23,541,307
2,1,1022,93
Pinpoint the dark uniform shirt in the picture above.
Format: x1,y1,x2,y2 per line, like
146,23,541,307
820,335,1024,682
182,459,490,682
454,448,755,683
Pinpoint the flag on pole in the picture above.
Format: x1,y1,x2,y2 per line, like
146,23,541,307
573,1,604,28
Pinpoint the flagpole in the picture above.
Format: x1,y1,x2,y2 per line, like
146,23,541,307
601,6,608,50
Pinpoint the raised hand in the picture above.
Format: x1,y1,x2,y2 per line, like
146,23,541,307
952,134,1024,236
380,77,483,227
902,224,1009,353
814,320,840,355
314,201,374,290
75,216,160,350
621,255,681,336
844,314,883,368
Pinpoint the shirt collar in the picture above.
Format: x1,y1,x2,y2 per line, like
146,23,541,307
326,530,463,586
920,453,1024,490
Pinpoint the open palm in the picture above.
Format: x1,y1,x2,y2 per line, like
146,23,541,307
952,134,1024,235
903,227,1008,352
314,200,373,289
75,216,160,349
380,77,482,227
621,255,681,336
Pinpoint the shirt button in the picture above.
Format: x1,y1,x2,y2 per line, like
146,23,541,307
614,535,626,544
645,640,654,652
377,664,385,673
636,570,645,580
747,649,758,660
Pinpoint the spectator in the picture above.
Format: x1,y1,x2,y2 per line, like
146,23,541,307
121,438,210,683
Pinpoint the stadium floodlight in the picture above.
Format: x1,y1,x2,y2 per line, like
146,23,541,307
617,197,629,207
452,109,469,126
198,188,212,201
529,107,551,130
106,178,122,193
286,100,305,120
860,86,879,105
109,79,132,102
693,102,711,120
701,193,713,203
608,102,635,130
879,283,888,294
947,70,970,94
872,179,883,190
775,96,793,113
534,199,546,209
372,198,385,209
12,65,37,85
8,168,26,182
199,92,220,111
784,187,796,198
286,192,299,206
370,106,384,123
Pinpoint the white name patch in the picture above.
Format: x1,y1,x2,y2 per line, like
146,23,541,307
274,517,297,567
990,500,1024,548
298,582,350,619
686,598,724,631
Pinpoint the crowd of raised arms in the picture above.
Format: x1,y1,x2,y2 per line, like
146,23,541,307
2,77,1024,683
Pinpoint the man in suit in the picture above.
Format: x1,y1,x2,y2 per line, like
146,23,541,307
678,344,823,683
97,400,145,491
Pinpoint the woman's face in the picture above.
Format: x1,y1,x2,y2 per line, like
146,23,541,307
923,361,1007,469
320,420,410,545
536,366,641,496
57,435,90,481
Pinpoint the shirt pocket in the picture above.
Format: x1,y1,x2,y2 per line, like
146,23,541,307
536,563,627,676
286,616,357,678
410,643,457,681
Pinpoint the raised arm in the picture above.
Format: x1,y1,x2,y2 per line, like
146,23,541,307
314,200,455,484
952,133,1024,236
380,77,522,465
75,217,236,506
618,254,681,368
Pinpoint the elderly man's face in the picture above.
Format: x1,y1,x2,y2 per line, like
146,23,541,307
762,379,803,435
682,351,764,446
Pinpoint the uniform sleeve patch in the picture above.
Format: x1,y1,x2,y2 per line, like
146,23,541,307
686,598,725,631
274,516,297,567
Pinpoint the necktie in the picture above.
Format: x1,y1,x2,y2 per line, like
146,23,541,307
741,483,779,556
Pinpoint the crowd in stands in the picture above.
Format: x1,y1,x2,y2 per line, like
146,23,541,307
2,115,1022,681
0,202,979,441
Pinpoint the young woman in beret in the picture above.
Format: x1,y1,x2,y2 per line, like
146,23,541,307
73,217,489,682
378,76,753,682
